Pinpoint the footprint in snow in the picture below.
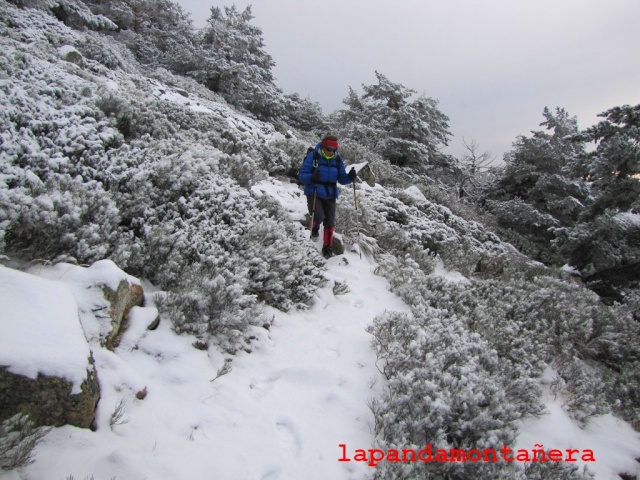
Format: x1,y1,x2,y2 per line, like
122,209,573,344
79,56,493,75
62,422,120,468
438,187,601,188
275,417,302,458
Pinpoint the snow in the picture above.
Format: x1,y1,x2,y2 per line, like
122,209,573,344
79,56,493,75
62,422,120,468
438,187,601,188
58,45,79,57
432,258,470,285
515,368,640,479
615,211,640,228
0,265,91,394
150,79,215,114
2,179,640,480
404,185,427,202
24,260,141,345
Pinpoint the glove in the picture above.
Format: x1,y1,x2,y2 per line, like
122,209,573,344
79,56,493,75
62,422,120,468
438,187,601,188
311,170,321,183
348,168,357,181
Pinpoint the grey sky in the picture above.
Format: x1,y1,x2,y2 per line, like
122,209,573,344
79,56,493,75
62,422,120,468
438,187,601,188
175,0,640,161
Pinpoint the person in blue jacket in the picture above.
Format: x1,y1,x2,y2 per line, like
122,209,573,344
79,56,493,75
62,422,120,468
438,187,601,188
299,134,357,258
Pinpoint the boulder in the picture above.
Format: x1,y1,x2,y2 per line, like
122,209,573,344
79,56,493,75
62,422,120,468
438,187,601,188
0,363,99,429
0,266,100,429
332,236,345,256
102,279,144,350
354,162,376,187
59,45,83,66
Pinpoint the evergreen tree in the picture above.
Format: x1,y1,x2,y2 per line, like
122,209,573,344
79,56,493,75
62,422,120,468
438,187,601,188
579,104,640,217
482,107,589,264
83,0,197,70
554,105,640,301
280,93,327,133
335,71,452,173
196,5,283,120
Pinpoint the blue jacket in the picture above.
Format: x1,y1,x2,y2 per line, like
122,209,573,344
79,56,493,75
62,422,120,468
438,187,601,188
298,142,353,199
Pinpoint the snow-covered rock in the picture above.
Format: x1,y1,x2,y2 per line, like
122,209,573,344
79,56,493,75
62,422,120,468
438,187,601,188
0,266,99,428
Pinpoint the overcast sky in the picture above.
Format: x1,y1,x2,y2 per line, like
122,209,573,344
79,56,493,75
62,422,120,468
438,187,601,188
174,0,640,161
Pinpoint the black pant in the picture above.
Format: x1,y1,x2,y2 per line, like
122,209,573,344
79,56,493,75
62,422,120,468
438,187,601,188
307,195,336,228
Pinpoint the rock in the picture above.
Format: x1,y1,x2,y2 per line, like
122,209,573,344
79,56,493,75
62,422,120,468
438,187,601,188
59,45,83,66
332,236,345,256
0,362,99,429
25,260,145,350
355,163,376,187
102,279,144,350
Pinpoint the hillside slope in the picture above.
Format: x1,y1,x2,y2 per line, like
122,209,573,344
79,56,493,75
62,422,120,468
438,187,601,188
2,2,640,479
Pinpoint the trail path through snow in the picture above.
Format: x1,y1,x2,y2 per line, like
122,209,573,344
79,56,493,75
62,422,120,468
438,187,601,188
199,248,410,480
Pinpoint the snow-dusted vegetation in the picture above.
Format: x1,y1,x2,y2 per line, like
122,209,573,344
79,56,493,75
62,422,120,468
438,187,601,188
1,1,639,478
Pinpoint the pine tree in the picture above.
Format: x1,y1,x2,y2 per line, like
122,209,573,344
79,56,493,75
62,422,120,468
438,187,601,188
83,0,197,71
335,71,452,173
554,104,640,301
196,5,283,120
482,107,589,264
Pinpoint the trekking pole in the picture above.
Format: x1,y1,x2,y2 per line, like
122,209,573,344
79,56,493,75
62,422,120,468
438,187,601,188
352,181,362,259
310,186,317,239
352,181,358,210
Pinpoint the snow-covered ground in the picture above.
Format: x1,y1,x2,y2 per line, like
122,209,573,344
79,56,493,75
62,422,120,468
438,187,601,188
1,178,640,480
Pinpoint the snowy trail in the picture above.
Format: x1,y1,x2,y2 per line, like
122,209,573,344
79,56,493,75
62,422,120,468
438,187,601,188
200,249,411,480
193,177,412,479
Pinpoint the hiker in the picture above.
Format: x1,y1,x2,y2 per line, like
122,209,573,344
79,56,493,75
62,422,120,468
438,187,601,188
299,134,357,258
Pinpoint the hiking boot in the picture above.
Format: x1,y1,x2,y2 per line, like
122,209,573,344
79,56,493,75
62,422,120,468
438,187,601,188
322,246,334,259
311,226,319,239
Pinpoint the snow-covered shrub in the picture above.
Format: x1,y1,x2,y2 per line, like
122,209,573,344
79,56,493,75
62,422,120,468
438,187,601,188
523,460,595,480
219,153,265,188
378,253,640,424
242,195,325,308
2,173,121,262
0,413,50,471
356,184,510,275
368,308,522,479
100,143,324,349
76,31,138,72
257,138,309,178
555,358,610,424
1,3,326,353
158,262,264,354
